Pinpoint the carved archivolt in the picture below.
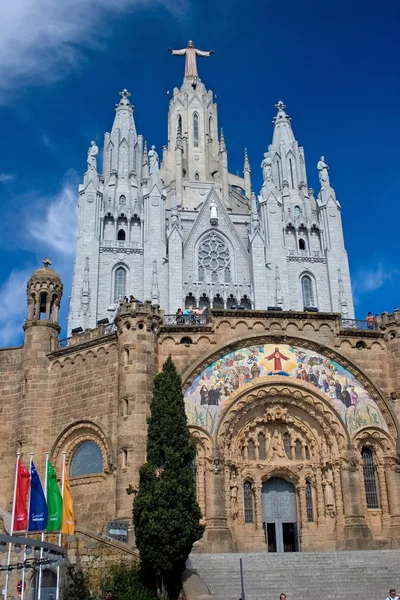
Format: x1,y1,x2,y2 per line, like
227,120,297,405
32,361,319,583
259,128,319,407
51,420,115,482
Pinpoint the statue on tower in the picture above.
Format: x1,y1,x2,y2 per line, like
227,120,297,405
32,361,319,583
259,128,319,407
261,153,273,183
87,141,98,172
317,156,330,188
168,40,214,78
148,145,159,175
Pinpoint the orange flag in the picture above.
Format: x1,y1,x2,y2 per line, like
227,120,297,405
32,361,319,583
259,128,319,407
61,466,74,534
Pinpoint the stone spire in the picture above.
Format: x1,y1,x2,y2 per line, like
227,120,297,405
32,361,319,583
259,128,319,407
244,148,251,198
219,128,226,153
272,100,295,146
142,140,149,179
103,89,138,182
250,191,261,234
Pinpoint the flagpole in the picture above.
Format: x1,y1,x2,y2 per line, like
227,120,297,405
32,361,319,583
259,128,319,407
20,453,34,600
56,453,66,600
4,453,21,600
37,453,49,600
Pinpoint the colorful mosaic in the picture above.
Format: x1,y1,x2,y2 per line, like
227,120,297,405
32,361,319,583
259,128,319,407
184,344,387,436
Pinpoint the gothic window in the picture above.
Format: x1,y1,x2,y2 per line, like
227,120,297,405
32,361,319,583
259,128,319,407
247,439,256,460
195,172,200,181
177,114,182,137
277,159,281,190
241,295,252,309
243,481,254,523
213,295,224,309
209,116,213,139
227,295,237,309
185,293,196,309
199,294,210,310
289,158,295,189
70,441,103,477
114,267,127,302
258,433,267,459
305,445,310,460
198,232,231,283
361,447,379,509
117,229,126,241
283,432,291,458
302,275,314,308
299,238,306,250
295,439,302,460
193,113,199,147
294,205,302,220
305,479,314,522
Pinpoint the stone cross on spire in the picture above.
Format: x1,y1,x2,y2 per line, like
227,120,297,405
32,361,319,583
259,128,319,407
42,257,52,268
275,100,286,111
120,89,131,99
168,41,214,79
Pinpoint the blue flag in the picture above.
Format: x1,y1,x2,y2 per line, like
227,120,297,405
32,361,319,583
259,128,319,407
28,462,48,531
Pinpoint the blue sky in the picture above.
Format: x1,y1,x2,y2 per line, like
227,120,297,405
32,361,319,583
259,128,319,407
0,0,399,345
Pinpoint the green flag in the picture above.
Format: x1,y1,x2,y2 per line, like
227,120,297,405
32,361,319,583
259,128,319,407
46,461,62,532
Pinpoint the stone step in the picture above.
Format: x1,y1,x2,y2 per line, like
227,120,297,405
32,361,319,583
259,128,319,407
187,550,400,600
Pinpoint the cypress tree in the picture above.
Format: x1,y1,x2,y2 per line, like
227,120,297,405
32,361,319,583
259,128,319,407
133,356,204,599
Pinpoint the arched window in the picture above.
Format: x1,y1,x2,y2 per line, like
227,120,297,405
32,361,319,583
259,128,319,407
209,116,213,139
227,295,237,309
243,481,254,523
193,113,199,147
70,441,103,477
213,295,224,309
305,445,310,460
283,432,291,458
295,439,303,460
30,570,57,597
185,293,196,309
361,447,379,509
194,172,200,181
241,296,252,310
199,294,210,310
177,114,182,137
301,275,314,308
258,433,267,459
305,479,314,522
299,238,306,250
289,158,295,189
117,229,126,241
114,267,127,302
247,439,255,460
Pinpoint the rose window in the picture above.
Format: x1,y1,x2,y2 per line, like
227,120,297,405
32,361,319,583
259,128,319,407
198,233,231,282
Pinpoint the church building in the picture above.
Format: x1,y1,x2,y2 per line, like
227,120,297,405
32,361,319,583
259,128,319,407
0,43,399,564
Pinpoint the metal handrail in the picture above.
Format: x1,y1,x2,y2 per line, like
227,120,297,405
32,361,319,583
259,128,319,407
164,313,207,326
341,319,376,331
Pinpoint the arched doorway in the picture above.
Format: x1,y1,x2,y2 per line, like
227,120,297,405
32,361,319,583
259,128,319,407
29,569,57,599
262,477,298,552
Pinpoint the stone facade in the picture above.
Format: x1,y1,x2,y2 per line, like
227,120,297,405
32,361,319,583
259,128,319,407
0,260,399,555
68,52,354,336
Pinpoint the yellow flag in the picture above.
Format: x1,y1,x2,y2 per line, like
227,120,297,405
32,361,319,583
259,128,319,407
61,466,75,534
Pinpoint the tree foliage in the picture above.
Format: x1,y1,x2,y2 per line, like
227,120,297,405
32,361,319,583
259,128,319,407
64,565,94,600
133,356,205,598
100,562,158,600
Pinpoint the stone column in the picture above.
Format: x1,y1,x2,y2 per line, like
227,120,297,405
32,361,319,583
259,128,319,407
254,480,263,531
340,450,372,548
204,447,235,552
385,460,400,540
377,460,391,530
333,462,345,526
315,467,326,524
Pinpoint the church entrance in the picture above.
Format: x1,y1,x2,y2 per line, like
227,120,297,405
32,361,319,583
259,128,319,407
262,477,299,552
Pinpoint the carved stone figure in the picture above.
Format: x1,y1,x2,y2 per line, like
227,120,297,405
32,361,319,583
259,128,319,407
317,156,330,188
87,141,98,171
261,153,272,183
271,429,286,459
323,469,336,517
148,145,159,175
168,40,214,78
210,200,218,221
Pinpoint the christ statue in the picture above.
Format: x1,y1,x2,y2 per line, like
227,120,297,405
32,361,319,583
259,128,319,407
168,41,214,78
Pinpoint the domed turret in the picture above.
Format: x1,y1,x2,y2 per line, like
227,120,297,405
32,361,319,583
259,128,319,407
26,257,63,325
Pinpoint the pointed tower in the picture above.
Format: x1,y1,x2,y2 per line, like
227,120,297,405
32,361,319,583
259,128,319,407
255,101,354,315
243,149,252,199
68,90,145,334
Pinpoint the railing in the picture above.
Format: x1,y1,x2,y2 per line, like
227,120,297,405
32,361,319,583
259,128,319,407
341,319,376,331
163,314,207,326
56,323,117,350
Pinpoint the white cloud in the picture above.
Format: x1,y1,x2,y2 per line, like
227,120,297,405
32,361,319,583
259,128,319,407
353,262,396,294
0,0,186,101
40,135,51,148
0,268,31,346
28,182,78,255
0,173,16,183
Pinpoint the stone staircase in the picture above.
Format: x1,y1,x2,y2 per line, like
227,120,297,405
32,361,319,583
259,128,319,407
187,550,400,600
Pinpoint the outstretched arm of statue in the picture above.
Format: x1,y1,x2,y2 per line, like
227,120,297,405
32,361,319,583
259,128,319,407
195,49,215,57
168,48,186,55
